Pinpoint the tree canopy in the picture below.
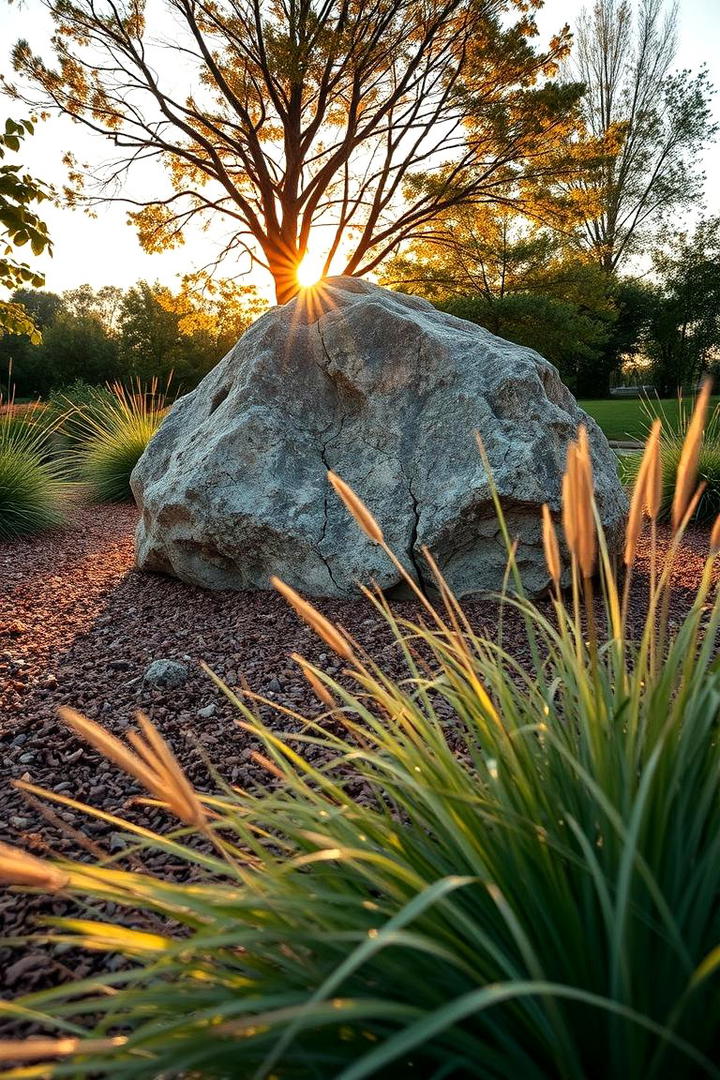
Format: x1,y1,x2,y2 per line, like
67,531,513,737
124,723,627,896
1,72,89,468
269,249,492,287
647,216,720,393
0,277,264,396
0,117,52,342
571,0,716,272
6,0,585,300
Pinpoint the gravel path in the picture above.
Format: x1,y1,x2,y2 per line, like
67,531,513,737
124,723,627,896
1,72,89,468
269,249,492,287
0,501,716,1006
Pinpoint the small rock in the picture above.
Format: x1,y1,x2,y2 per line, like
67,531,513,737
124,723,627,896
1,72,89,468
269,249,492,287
10,815,29,829
143,658,189,689
18,752,34,764
198,703,217,718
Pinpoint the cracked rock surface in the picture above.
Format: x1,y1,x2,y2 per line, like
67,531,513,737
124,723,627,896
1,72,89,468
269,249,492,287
131,277,627,597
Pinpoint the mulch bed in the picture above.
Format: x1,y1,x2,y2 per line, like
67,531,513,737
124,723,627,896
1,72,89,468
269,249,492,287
0,500,716,1012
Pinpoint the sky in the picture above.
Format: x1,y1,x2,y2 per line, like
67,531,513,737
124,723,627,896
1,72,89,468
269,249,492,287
1,0,719,299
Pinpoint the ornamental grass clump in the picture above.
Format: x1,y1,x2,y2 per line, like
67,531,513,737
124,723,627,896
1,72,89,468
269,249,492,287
69,379,171,502
2,395,720,1078
623,383,720,524
0,398,69,539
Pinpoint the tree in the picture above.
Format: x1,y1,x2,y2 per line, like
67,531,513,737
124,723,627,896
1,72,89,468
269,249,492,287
10,287,64,331
0,117,52,341
384,202,617,389
597,277,658,392
36,311,122,393
118,277,263,385
646,217,720,393
156,272,266,359
0,288,64,395
62,283,124,333
7,0,582,302
439,290,612,391
118,283,184,383
384,204,612,303
572,0,717,273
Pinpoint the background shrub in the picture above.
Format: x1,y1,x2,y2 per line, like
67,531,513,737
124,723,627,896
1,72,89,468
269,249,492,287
70,379,172,502
0,399,69,539
622,394,720,521
46,380,116,450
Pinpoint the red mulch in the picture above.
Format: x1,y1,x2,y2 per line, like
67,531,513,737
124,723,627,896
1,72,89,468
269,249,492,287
0,501,716,1011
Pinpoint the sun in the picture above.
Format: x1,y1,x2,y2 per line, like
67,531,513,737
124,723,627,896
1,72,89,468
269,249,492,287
296,251,325,289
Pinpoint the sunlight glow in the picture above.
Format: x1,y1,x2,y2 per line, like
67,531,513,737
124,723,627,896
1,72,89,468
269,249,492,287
296,251,325,289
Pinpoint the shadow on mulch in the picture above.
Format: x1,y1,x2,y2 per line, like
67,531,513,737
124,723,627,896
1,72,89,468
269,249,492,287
0,502,717,1015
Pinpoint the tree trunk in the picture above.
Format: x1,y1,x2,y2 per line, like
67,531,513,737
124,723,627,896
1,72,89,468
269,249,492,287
267,246,302,305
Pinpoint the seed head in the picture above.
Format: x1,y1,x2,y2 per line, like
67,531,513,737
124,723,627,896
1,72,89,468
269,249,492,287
541,504,561,586
672,379,711,532
625,419,663,566
291,652,336,707
562,426,596,579
328,471,384,544
58,707,206,828
271,577,355,662
0,841,69,892
0,1036,126,1065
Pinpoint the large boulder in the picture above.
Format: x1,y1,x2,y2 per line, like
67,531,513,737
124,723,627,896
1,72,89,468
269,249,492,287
131,277,626,597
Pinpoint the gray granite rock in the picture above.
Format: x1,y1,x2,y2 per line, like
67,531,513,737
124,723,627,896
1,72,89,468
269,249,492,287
143,659,189,689
131,277,627,597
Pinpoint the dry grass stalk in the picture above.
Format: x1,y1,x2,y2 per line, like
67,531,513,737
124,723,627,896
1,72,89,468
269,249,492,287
0,841,69,892
710,514,720,552
672,379,712,532
250,751,286,781
291,652,336,708
562,427,596,579
0,1036,126,1064
643,419,663,519
58,707,206,828
625,419,663,567
327,471,383,544
271,577,355,662
541,504,561,587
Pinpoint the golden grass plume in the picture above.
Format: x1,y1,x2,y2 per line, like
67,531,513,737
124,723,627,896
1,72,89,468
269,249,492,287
0,841,69,892
58,707,206,828
271,577,355,662
327,471,383,544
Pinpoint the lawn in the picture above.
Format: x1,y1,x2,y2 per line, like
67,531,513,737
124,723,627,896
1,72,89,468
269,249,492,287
579,396,720,441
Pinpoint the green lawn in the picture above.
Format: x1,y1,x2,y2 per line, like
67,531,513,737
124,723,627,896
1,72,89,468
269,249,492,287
578,396,720,442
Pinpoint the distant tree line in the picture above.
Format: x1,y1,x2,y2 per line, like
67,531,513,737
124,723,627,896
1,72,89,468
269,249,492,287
385,208,720,397
379,0,719,398
1,277,265,398
2,0,717,399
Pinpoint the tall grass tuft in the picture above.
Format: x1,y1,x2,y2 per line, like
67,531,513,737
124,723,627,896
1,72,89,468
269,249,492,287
2,393,720,1077
622,384,720,523
0,397,69,540
68,379,172,503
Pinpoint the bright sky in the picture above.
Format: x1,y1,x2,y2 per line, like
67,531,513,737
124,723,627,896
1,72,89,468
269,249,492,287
1,0,719,297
